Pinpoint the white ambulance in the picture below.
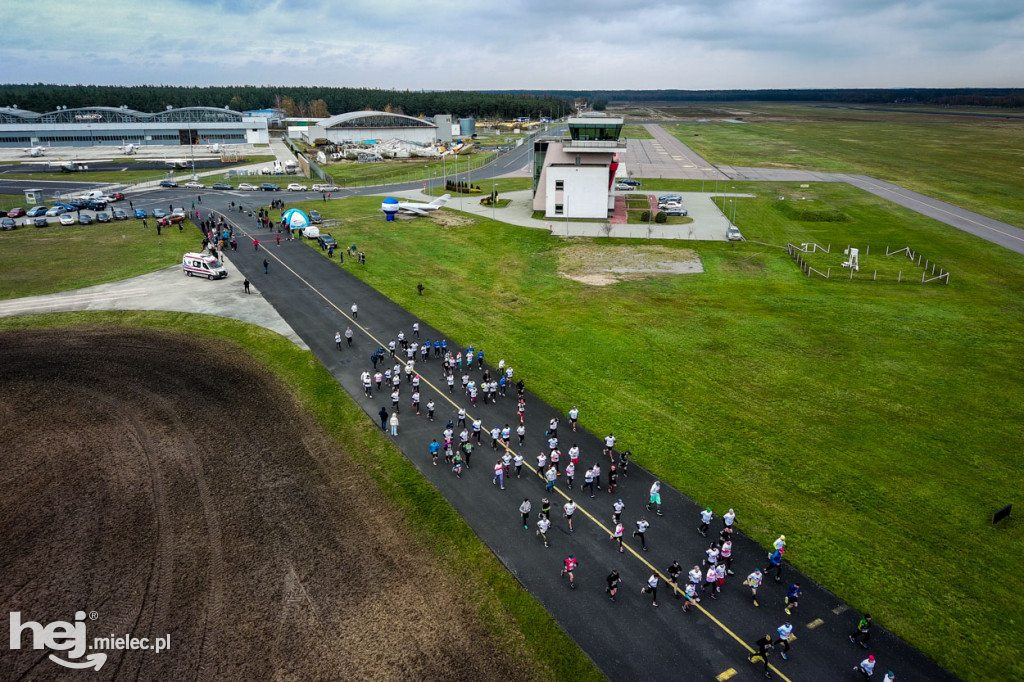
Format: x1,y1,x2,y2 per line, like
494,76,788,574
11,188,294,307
182,252,227,280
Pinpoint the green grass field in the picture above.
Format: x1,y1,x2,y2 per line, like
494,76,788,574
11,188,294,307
0,311,600,682
621,124,654,139
284,191,1023,682
663,104,1024,228
321,152,497,188
0,218,196,299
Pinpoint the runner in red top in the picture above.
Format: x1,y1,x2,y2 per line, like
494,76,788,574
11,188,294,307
560,555,578,589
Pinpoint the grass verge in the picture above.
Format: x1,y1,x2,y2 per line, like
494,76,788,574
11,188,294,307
0,310,604,682
281,191,1024,682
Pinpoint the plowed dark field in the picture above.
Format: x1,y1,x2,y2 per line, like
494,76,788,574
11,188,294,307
0,328,528,681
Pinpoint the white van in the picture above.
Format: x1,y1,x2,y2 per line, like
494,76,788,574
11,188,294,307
273,160,284,175
182,252,227,280
301,225,320,239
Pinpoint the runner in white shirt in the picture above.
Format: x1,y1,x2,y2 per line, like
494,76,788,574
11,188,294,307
536,451,547,472
604,433,616,459
490,426,501,450
612,498,625,523
563,500,576,533
568,405,579,431
688,566,703,597
568,444,580,465
698,507,714,537
564,461,576,489
633,517,650,551
492,460,505,489
536,516,551,548
745,568,763,606
682,582,699,612
519,498,532,529
610,522,625,553
641,573,660,606
775,622,794,660
705,566,719,599
513,453,524,478
516,424,526,447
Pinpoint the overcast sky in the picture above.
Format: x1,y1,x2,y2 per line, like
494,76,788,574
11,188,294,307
3,0,1022,90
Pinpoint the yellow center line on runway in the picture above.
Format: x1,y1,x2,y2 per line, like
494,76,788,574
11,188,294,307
849,177,1024,244
221,210,792,682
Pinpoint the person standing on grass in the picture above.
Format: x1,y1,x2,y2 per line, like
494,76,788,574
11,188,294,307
633,517,650,551
745,568,764,607
646,481,662,516
855,655,876,680
563,499,576,533
748,633,774,678
513,452,524,479
493,459,505,489
560,555,577,589
610,522,625,553
519,498,532,529
564,461,575,490
429,439,440,466
569,405,579,431
641,572,659,607
606,570,621,601
698,507,714,536
785,583,801,615
850,613,872,648
775,622,794,660
536,515,551,548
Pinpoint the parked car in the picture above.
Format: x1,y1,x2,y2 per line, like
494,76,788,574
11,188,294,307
33,216,49,228
59,213,76,225
45,205,67,217
183,181,205,189
237,183,259,191
286,183,308,191
78,214,93,225
211,183,232,190
7,207,26,218
134,208,148,218
112,209,129,220
86,199,107,211
619,178,641,187
316,233,337,249
152,208,167,218
726,225,744,241
0,209,6,217
614,182,634,191
159,179,178,188
68,199,89,210
26,205,49,217
166,212,187,224
657,194,682,203
260,183,280,191
309,210,322,224
1,217,17,230
109,192,125,201
664,208,687,217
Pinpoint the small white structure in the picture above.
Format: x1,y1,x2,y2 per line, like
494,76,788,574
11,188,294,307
842,247,860,272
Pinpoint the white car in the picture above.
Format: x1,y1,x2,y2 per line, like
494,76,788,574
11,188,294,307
59,213,76,225
183,181,205,189
286,183,308,192
312,184,340,192
237,183,259,191
45,206,66,216
614,182,634,191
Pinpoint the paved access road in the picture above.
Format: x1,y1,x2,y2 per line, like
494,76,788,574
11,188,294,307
162,189,959,682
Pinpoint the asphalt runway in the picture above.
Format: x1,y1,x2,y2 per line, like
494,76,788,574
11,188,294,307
164,189,959,682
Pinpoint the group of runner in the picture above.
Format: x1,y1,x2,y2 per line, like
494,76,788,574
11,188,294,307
363,319,895,682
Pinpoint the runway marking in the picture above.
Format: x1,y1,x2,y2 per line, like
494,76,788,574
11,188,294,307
847,176,1024,244
716,669,737,680
807,618,824,629
832,604,849,615
219,210,792,682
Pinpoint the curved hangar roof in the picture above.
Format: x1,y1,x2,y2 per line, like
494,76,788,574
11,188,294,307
320,111,436,130
0,106,245,125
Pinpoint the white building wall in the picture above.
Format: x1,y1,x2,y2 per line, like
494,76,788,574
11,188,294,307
324,126,436,145
545,165,610,219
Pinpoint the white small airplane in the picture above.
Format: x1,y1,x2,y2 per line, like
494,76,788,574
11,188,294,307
395,194,451,216
207,143,221,153
164,159,189,168
119,142,138,155
20,145,47,157
52,161,89,172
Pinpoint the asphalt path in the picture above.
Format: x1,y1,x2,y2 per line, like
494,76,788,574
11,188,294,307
147,188,959,682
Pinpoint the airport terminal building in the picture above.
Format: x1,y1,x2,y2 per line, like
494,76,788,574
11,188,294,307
0,106,270,148
303,111,438,145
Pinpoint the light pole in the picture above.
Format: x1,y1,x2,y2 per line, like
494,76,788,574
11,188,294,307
731,185,737,225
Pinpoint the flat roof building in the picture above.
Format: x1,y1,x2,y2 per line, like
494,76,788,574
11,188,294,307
0,106,269,148
532,116,625,220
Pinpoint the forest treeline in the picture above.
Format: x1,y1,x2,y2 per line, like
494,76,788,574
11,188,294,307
0,84,570,118
496,88,1024,108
